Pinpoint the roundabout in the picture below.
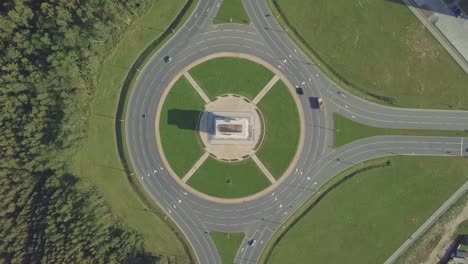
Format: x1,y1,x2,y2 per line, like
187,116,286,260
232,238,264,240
124,1,468,263
155,54,303,200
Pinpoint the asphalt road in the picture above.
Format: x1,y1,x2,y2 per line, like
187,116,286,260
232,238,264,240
125,1,468,263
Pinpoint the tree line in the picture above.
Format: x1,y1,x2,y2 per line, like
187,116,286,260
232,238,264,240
0,0,159,263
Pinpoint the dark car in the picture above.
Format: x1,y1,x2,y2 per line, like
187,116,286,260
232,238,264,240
164,56,172,63
296,87,304,95
247,239,257,246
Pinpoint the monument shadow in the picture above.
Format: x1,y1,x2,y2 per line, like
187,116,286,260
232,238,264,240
167,109,236,134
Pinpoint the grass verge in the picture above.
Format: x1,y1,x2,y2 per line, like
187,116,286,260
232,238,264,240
334,113,468,147
256,80,300,178
210,232,245,264
189,57,274,100
261,156,468,264
213,0,250,24
268,0,468,109
187,157,271,198
159,76,205,177
71,0,198,262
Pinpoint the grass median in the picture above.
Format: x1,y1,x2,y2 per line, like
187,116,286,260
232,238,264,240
70,0,197,261
213,0,250,24
187,157,271,198
334,113,468,147
269,0,468,109
264,156,468,264
159,76,205,177
189,57,274,100
256,80,300,178
211,232,245,264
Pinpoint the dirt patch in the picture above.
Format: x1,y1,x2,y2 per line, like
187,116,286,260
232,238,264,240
403,22,440,60
421,201,468,264
399,197,468,264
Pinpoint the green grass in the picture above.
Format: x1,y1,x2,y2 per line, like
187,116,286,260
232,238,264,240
187,157,271,198
70,0,196,261
189,57,274,100
256,81,300,178
159,76,205,177
210,232,245,264
270,0,468,109
266,156,468,264
334,113,468,147
213,0,250,24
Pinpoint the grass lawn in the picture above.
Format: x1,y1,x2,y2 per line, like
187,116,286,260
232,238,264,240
271,0,468,109
213,0,250,24
267,156,468,264
187,157,271,198
189,57,274,100
70,0,195,261
256,80,300,178
159,76,205,177
334,113,468,147
210,232,245,264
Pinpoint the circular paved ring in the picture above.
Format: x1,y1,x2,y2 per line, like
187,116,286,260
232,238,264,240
154,52,306,203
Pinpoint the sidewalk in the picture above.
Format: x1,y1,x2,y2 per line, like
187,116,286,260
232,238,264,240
402,0,468,73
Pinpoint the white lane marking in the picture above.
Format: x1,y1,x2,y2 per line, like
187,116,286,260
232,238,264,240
277,65,282,69
351,115,356,119
178,200,182,204
314,182,317,185
260,240,264,245
461,137,464,156
274,197,278,201
279,204,283,208
272,192,275,196
217,3,220,7
345,105,349,109
153,169,157,173
307,176,311,180
283,59,287,62
194,13,198,17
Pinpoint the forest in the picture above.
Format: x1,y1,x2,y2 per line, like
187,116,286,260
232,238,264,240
0,0,159,263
